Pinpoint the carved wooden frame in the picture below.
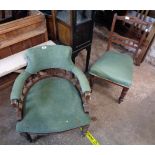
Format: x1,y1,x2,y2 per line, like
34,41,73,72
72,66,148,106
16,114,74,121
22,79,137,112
11,68,91,121
89,74,129,103
11,68,91,142
107,14,152,63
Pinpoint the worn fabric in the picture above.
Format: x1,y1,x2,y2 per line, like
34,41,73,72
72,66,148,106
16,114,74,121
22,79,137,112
89,51,133,87
16,77,90,133
10,45,91,101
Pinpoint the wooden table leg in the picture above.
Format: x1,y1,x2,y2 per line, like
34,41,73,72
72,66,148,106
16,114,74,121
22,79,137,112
89,74,95,89
85,45,91,72
71,54,76,64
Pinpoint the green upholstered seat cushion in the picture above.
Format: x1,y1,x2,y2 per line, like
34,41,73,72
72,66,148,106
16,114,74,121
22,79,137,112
16,77,90,133
89,51,133,87
25,45,91,93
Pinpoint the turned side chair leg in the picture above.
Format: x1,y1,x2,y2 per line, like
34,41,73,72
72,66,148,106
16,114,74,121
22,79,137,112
89,75,95,89
118,87,129,103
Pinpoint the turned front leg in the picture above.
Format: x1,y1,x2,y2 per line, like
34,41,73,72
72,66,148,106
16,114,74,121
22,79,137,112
82,92,91,113
89,75,95,89
80,125,89,137
85,46,91,73
118,87,129,103
11,99,23,121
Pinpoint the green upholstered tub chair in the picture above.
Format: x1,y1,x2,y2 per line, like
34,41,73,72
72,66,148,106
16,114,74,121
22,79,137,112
89,14,151,103
10,45,91,142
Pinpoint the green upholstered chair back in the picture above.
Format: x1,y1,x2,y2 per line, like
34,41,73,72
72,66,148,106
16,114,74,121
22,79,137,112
10,45,91,136
10,45,91,101
25,45,73,74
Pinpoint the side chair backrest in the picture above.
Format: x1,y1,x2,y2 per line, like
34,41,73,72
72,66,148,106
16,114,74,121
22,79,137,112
107,13,152,59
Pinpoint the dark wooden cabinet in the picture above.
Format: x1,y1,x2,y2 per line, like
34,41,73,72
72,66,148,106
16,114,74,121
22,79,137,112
40,10,95,71
41,11,94,72
55,11,95,71
39,10,57,41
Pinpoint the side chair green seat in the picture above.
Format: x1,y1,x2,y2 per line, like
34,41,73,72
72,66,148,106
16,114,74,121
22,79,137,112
10,45,91,142
89,51,133,88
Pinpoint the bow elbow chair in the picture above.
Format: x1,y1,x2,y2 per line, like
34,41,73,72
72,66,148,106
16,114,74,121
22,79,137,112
89,14,151,103
10,45,91,142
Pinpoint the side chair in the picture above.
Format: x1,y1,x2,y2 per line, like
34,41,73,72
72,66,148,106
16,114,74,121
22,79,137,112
89,13,151,103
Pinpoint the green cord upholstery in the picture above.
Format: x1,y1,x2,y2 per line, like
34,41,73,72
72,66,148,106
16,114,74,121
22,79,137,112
10,71,31,100
25,45,73,74
25,45,90,93
11,45,91,101
10,45,91,134
16,77,90,133
89,51,133,87
72,66,90,93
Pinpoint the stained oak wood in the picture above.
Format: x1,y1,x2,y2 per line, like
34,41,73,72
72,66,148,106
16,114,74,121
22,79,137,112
52,10,95,72
108,14,152,63
0,41,55,89
0,11,48,89
0,10,48,58
57,21,72,45
42,11,57,40
135,22,155,65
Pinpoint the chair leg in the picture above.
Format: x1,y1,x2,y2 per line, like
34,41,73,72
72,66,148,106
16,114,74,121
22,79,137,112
20,132,33,142
118,87,129,103
80,125,89,137
85,45,91,73
89,75,95,89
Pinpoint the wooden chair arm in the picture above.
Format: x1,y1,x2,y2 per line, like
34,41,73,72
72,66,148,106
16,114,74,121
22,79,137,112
82,91,91,113
11,99,19,107
11,69,91,120
84,91,91,101
11,99,22,121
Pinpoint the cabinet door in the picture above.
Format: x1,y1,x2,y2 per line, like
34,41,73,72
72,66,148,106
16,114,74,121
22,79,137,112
74,21,92,50
73,11,94,51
